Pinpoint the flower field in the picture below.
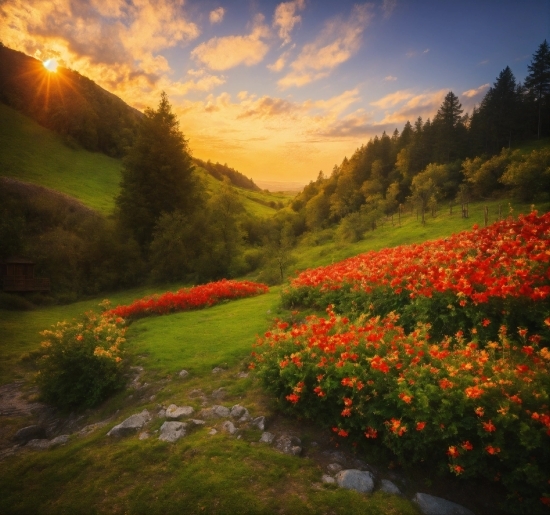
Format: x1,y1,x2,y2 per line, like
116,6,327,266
254,212,550,510
105,279,269,320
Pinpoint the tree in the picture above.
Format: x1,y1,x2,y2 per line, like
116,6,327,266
116,92,200,250
524,40,550,139
432,91,465,163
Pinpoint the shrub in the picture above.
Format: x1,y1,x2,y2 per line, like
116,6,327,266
252,308,550,510
37,306,126,410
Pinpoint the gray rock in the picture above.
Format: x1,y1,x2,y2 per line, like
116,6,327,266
274,435,302,456
230,405,247,419
178,370,189,379
239,412,251,423
78,421,108,437
188,419,206,428
412,493,475,515
157,409,166,418
26,434,69,450
327,463,343,474
379,479,403,496
49,435,69,447
165,404,194,419
251,416,265,430
188,389,205,398
212,405,231,418
208,428,218,435
159,421,187,443
211,387,227,399
222,421,237,435
107,409,151,437
14,425,46,444
212,367,224,374
322,474,336,484
335,469,375,494
237,372,249,378
259,432,275,444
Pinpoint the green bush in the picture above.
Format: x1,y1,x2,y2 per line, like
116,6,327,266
37,306,126,410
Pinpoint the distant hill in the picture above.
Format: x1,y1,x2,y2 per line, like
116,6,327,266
0,44,141,158
193,158,260,191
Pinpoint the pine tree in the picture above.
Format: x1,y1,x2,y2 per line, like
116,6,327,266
116,92,200,250
432,91,465,163
524,40,550,139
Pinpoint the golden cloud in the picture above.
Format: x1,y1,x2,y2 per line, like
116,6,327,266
462,83,490,98
273,0,306,45
209,7,225,24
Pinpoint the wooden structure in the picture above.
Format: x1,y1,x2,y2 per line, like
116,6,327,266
0,257,50,292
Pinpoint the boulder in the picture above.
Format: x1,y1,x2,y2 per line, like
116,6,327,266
251,416,265,431
165,404,194,419
259,432,275,444
274,435,302,456
211,387,227,400
327,463,343,474
14,425,46,444
379,479,403,496
159,421,187,443
178,370,189,379
212,405,231,418
412,493,475,515
322,475,336,484
208,428,218,435
222,421,237,435
335,469,375,494
107,409,151,437
230,405,247,419
26,434,69,450
188,419,206,428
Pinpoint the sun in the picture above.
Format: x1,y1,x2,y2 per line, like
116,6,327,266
43,59,58,72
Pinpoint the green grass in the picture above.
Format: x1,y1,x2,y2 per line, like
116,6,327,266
0,103,122,215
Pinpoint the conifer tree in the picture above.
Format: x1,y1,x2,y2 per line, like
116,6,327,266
524,40,550,139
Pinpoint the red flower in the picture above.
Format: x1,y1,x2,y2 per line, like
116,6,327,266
447,446,460,458
416,421,426,431
482,420,496,432
286,393,300,404
364,427,378,439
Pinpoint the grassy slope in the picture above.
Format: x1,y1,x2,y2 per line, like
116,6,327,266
0,103,122,215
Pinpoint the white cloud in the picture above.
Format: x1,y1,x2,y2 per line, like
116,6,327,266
191,14,270,70
278,3,374,88
209,7,225,24
462,83,490,98
273,0,305,45
384,75,397,81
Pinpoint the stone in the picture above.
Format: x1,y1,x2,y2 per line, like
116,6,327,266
237,372,249,379
138,432,150,440
379,479,402,496
230,405,247,419
208,428,218,435
165,404,194,419
78,422,108,437
158,409,166,418
259,432,275,444
188,419,206,428
251,416,265,431
274,435,302,456
327,463,343,474
322,475,336,484
26,434,69,450
13,425,46,444
212,405,231,418
178,370,189,379
107,409,151,437
159,421,187,443
335,469,375,494
238,412,251,423
188,389,205,398
222,421,237,435
412,493,475,515
211,387,227,400
49,435,69,447
212,367,224,374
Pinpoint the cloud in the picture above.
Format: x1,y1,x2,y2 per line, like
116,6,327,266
278,3,374,88
462,83,490,98
191,14,270,70
239,96,299,118
267,47,294,72
315,111,376,138
273,0,305,45
478,59,489,66
381,0,397,19
384,75,397,81
371,89,449,124
209,7,225,24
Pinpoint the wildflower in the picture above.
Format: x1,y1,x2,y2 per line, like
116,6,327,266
286,393,300,404
475,407,485,417
416,421,426,431
341,408,352,417
364,427,378,439
447,446,460,458
485,445,500,455
482,318,491,327
343,397,353,407
461,441,473,451
338,429,349,437
399,392,413,404
450,464,464,475
482,420,496,432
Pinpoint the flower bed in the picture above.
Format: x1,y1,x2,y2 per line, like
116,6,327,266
282,211,550,345
105,279,269,320
252,307,550,509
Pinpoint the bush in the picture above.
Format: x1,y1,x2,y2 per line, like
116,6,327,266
37,306,126,410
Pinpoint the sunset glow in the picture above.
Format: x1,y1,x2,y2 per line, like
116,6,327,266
1,0,548,185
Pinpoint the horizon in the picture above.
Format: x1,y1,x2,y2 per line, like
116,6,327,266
1,0,549,184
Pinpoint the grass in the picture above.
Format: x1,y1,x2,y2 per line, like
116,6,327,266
0,103,122,215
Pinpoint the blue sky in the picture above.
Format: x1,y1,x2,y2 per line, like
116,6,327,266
2,0,549,185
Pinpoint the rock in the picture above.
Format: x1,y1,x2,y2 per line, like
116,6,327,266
49,435,69,447
412,493,475,515
158,409,166,418
237,372,249,379
259,432,275,444
158,421,187,443
212,405,230,418
212,367,223,374
322,475,336,484
188,389,205,398
327,451,347,465
222,421,237,435
274,435,302,456
327,463,343,474
26,434,69,450
178,370,189,379
335,469,375,494
188,419,206,428
238,412,251,423
211,387,227,400
138,432,150,440
230,405,247,419
13,425,46,444
251,416,265,431
208,428,217,435
379,479,402,496
107,409,151,437
78,421,108,437
165,404,194,419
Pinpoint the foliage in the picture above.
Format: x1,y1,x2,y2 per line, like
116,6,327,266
193,157,260,191
252,307,550,511
500,148,550,202
105,279,269,320
37,307,126,410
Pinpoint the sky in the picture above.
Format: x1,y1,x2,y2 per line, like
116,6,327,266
1,0,549,187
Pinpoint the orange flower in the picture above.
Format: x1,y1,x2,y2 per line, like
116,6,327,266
399,392,413,404
485,445,501,455
482,420,496,432
341,408,352,417
343,397,353,407
461,441,473,451
416,421,426,431
447,446,460,458
450,464,464,475
338,429,349,437
286,393,300,404
475,406,485,417
465,386,484,399
364,427,378,439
